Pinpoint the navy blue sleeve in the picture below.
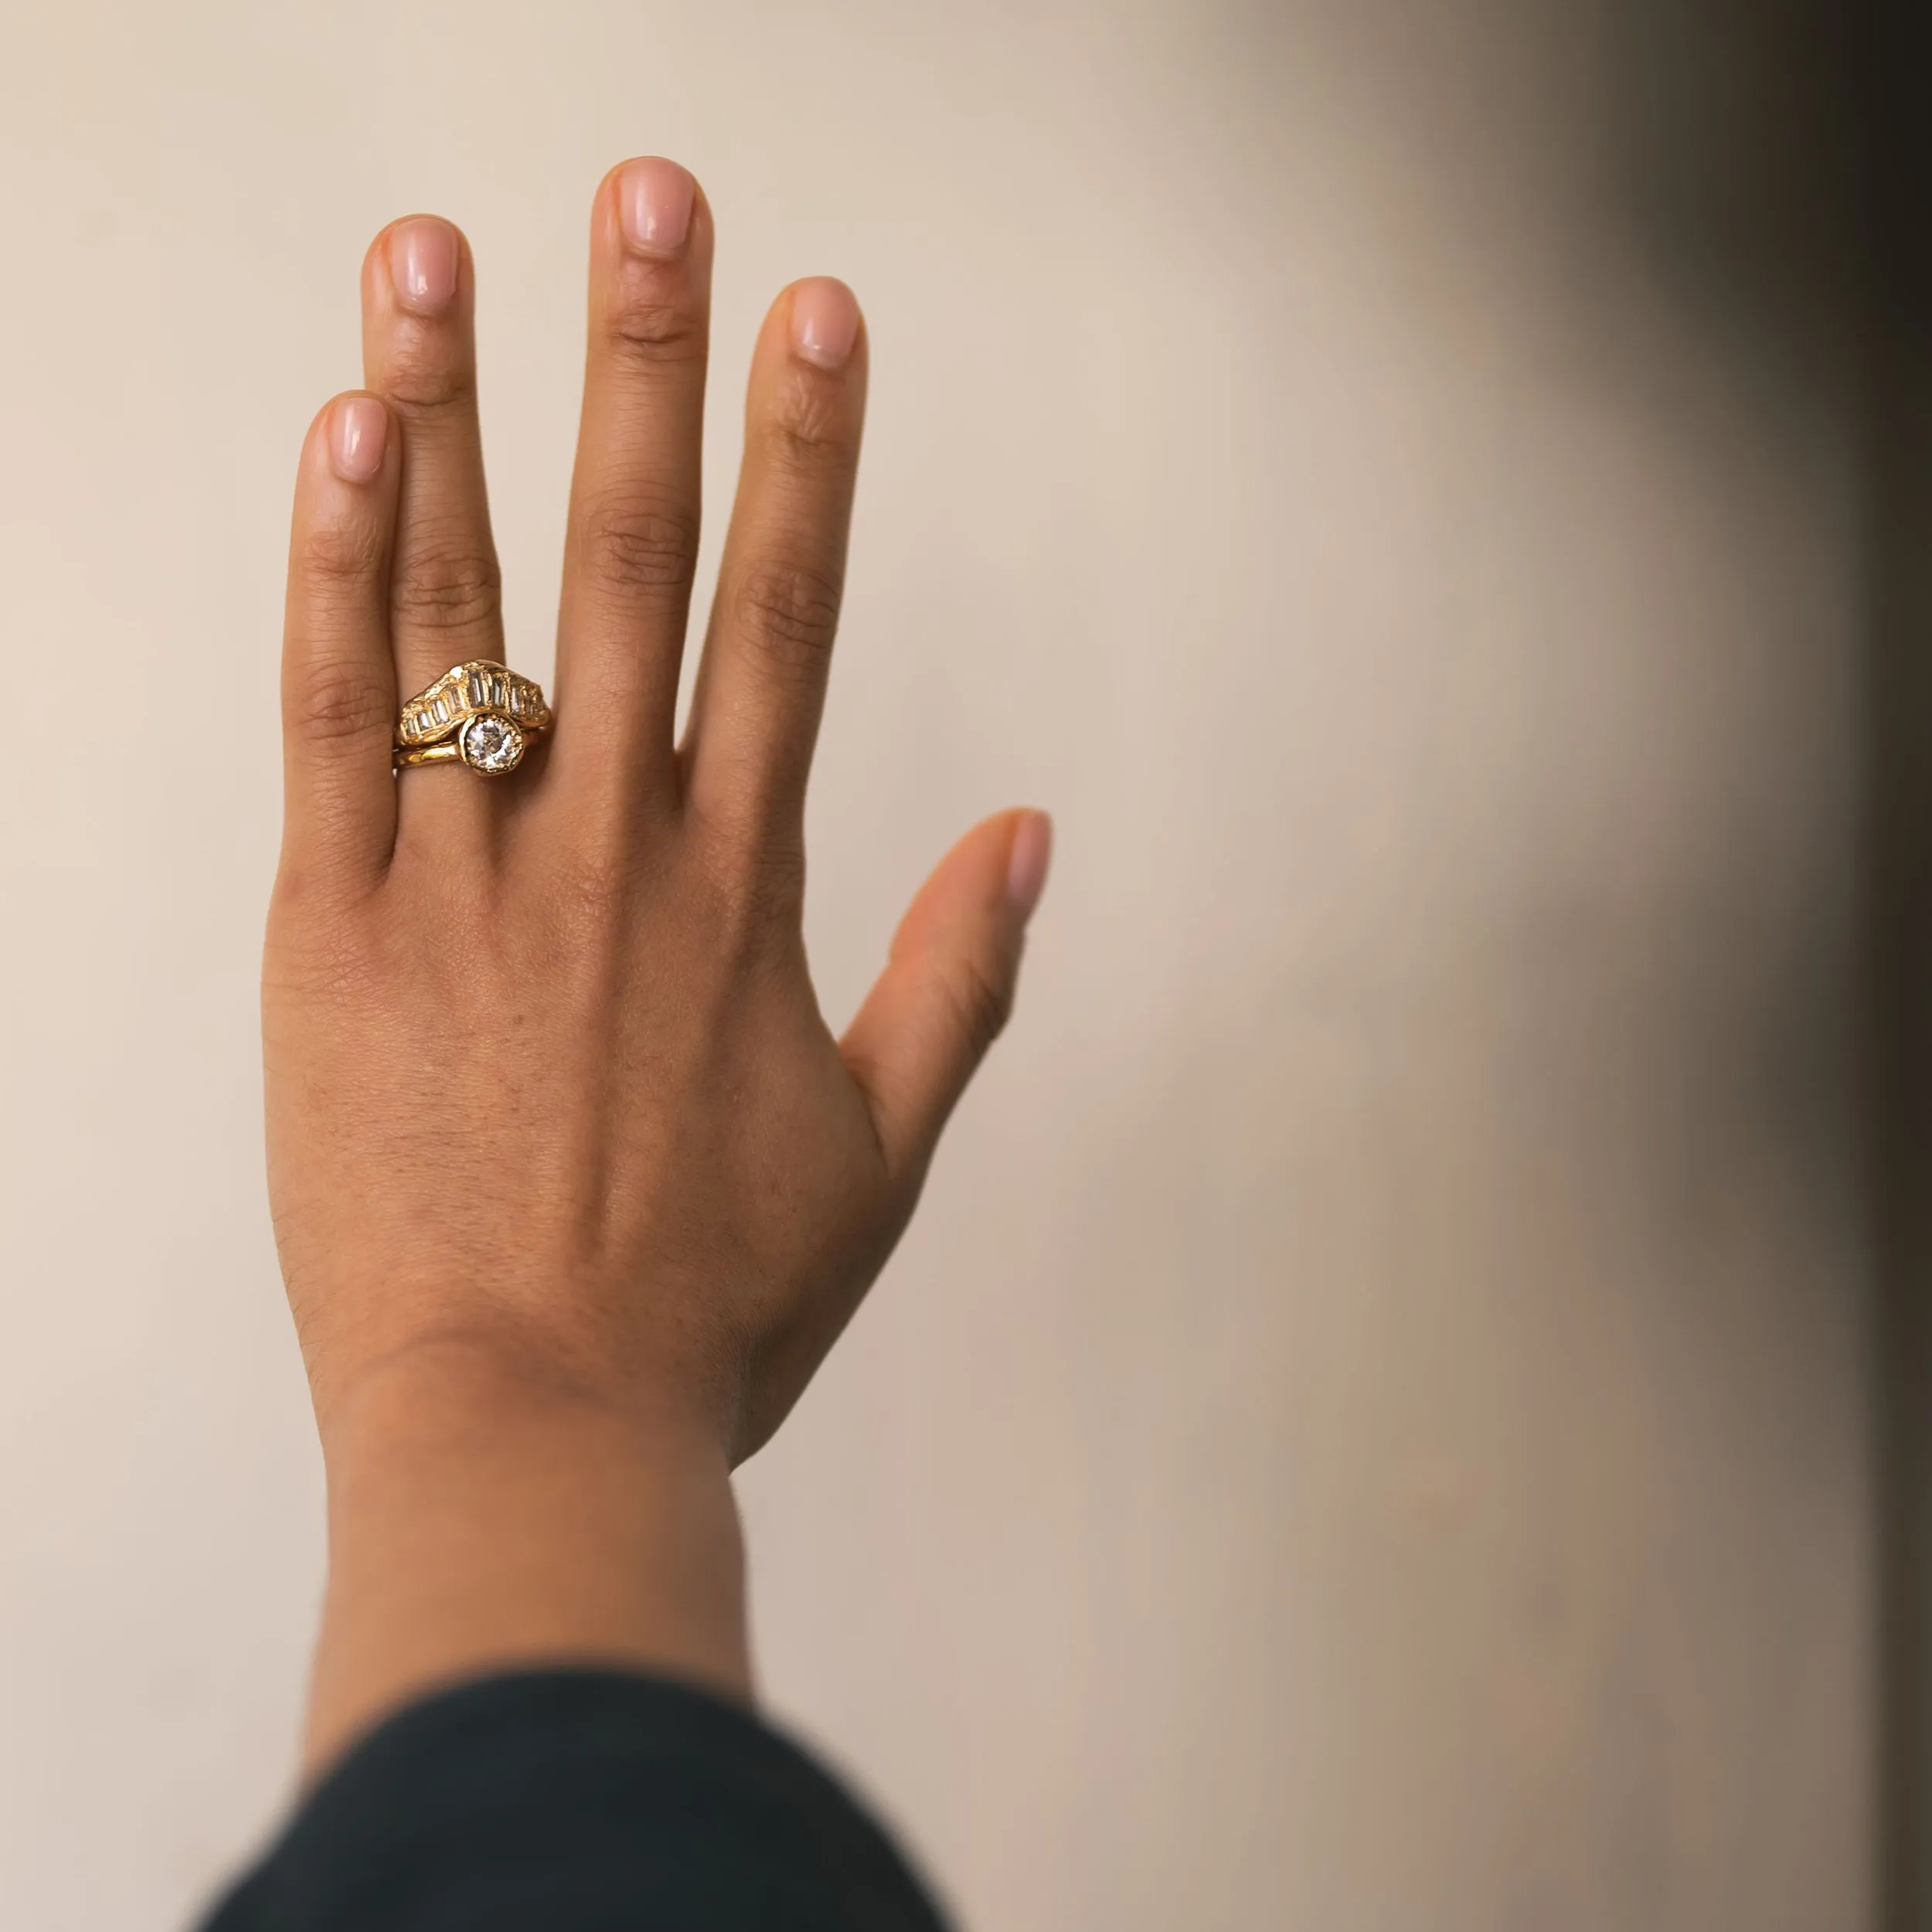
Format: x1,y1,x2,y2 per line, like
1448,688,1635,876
199,1670,950,1932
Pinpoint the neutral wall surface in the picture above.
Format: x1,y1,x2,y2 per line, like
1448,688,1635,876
0,4,1873,1928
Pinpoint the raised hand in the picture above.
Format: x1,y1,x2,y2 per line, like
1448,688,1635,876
264,158,1049,1761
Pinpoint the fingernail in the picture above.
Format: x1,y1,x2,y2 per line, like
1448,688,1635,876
328,396,388,483
617,157,695,257
791,277,860,371
1006,811,1053,921
388,217,459,315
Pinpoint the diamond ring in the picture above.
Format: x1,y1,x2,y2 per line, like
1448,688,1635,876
393,660,553,776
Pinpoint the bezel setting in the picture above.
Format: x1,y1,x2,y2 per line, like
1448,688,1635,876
458,713,526,774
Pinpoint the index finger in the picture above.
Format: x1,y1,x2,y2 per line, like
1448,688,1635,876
681,278,868,849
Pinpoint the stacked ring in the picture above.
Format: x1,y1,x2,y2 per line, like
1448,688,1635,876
393,659,553,775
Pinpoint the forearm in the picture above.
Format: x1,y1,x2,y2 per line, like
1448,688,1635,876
305,1343,750,1774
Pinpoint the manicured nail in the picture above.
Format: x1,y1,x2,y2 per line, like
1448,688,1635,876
617,157,695,257
388,217,459,314
791,277,860,370
328,396,388,483
1006,811,1053,921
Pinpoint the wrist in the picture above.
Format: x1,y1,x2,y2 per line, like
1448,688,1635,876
304,1331,751,1775
318,1320,730,1453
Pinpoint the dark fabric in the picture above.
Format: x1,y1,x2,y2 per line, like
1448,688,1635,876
199,1670,950,1932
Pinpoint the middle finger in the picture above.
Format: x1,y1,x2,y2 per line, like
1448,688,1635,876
549,158,712,824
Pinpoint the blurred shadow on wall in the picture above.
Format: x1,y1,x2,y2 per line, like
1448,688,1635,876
1445,1,1932,1915
1860,2,1932,1927
1335,1,1922,1917
1618,2,1932,1920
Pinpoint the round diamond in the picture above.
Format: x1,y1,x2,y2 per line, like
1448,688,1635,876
460,713,525,774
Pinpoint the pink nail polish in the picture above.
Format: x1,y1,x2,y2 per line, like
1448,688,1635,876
329,396,388,482
790,278,860,371
389,218,459,314
617,158,695,257
1006,811,1053,920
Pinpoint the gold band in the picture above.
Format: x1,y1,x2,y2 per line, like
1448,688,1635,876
393,659,552,776
393,740,468,769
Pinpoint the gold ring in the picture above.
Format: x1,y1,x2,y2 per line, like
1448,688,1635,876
393,659,553,776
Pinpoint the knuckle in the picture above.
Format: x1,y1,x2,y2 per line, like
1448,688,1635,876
544,847,634,939
267,866,379,948
577,492,701,604
393,532,502,634
943,953,1015,1062
264,912,375,1003
380,344,475,417
301,517,388,586
760,374,855,471
730,556,842,679
605,293,706,369
687,821,802,961
288,655,391,744
736,840,808,938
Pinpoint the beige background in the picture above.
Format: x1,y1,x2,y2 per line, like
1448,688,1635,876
0,3,1873,1927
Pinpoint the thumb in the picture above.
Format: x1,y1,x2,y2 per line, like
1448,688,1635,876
841,808,1053,1182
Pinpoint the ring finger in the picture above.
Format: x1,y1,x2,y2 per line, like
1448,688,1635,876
362,215,504,847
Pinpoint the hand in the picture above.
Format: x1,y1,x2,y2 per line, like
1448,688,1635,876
264,158,1050,1762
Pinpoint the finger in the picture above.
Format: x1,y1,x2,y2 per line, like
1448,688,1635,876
552,158,712,815
362,216,504,843
280,393,401,888
682,278,867,845
841,809,1053,1184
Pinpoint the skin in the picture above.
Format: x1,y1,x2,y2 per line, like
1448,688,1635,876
266,158,1051,1772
